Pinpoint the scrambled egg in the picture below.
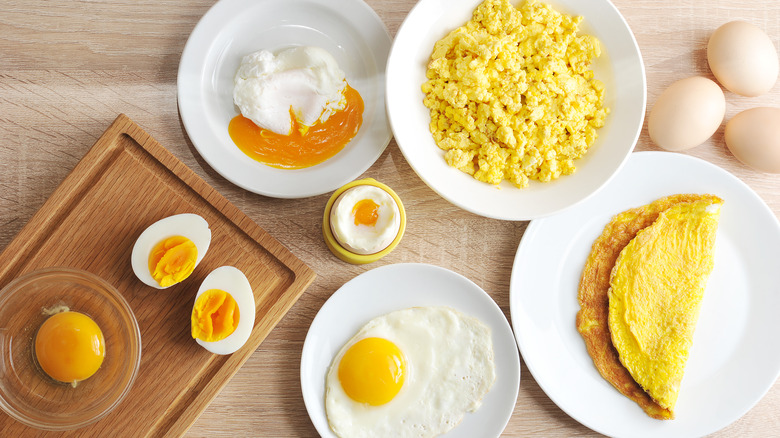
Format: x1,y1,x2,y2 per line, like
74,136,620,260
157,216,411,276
608,196,723,413
421,0,608,188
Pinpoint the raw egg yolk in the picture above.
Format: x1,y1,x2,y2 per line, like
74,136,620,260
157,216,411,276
148,236,198,288
228,84,364,169
352,199,380,227
191,289,240,343
35,311,105,385
338,337,405,406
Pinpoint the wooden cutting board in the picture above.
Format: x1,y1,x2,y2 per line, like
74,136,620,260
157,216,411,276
0,114,316,437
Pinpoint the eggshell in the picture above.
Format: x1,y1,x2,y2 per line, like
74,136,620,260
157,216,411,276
648,77,726,152
725,107,780,173
707,21,779,97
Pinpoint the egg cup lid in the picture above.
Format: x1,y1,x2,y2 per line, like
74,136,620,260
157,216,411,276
322,178,406,264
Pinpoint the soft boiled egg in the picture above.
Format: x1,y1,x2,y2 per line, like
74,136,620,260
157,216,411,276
131,213,211,289
35,308,105,387
330,185,401,255
325,307,496,438
191,266,255,355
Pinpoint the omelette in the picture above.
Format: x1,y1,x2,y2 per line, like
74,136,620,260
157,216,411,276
577,194,723,419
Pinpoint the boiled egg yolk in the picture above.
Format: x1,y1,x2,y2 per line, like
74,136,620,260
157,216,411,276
229,85,364,169
337,337,406,406
353,199,379,226
191,289,240,343
148,236,198,288
35,311,105,385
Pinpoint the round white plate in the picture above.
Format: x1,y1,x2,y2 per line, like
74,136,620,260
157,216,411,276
301,263,521,437
510,151,780,437
386,0,646,220
177,0,392,198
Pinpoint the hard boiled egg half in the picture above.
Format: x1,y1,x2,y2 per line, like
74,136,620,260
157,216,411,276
191,266,255,355
131,213,211,289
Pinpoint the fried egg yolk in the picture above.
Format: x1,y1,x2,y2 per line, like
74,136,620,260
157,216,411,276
337,337,406,406
191,289,241,343
148,236,198,288
353,199,380,226
35,311,105,385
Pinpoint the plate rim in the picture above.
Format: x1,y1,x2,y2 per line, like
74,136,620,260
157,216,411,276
176,0,393,198
509,150,780,437
299,262,521,438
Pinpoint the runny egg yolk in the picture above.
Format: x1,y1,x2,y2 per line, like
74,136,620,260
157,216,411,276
148,236,198,288
337,337,406,406
352,199,380,227
228,84,364,169
191,289,240,343
35,311,105,385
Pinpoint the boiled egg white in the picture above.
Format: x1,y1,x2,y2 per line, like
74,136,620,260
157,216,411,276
329,185,401,255
325,307,496,438
131,213,211,289
191,266,255,355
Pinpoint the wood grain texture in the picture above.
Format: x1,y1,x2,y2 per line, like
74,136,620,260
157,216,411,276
0,0,778,437
0,115,315,437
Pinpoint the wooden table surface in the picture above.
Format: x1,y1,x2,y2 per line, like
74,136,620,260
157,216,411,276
1,0,779,436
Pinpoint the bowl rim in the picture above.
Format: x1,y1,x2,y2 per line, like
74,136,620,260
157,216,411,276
0,267,142,431
385,0,647,221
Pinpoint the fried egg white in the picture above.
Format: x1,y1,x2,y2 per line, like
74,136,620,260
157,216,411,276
329,185,401,255
325,307,496,438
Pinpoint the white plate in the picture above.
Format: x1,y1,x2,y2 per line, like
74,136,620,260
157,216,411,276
301,263,521,437
386,0,646,220
177,0,392,198
510,151,780,437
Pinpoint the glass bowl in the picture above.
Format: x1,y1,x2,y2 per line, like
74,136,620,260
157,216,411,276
0,267,142,431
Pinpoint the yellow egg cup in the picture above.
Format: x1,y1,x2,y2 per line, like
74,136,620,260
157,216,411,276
322,178,406,264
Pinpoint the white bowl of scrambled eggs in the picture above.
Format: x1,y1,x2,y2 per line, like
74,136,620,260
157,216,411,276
386,0,645,220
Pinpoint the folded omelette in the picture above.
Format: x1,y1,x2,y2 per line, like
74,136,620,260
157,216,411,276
577,194,723,419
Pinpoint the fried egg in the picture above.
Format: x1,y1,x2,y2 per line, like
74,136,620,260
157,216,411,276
609,197,723,412
329,185,401,255
191,266,255,355
131,213,211,289
325,307,496,438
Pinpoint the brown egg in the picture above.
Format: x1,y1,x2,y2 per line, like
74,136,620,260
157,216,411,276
648,77,726,152
725,107,780,173
707,21,778,97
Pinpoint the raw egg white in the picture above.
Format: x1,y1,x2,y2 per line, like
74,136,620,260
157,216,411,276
191,266,255,355
131,214,211,289
725,107,780,173
708,21,779,97
325,307,496,438
330,185,401,255
648,76,725,152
